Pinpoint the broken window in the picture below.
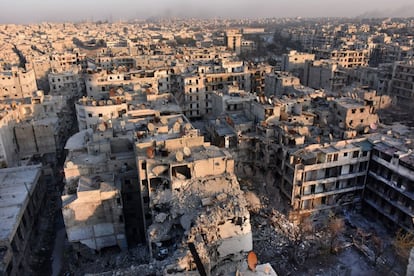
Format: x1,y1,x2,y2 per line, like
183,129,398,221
150,177,170,191
327,155,332,162
172,165,191,179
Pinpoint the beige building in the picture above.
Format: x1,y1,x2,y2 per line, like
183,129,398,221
75,97,128,130
48,70,84,97
265,71,301,97
85,69,167,99
225,29,242,55
315,48,369,68
0,67,37,100
0,107,20,167
282,50,315,72
62,118,138,249
304,60,348,92
62,174,127,250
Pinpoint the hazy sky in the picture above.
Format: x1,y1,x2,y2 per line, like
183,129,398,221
1,0,414,24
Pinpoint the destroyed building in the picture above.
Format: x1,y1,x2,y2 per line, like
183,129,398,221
389,60,414,108
62,110,254,273
62,121,137,248
364,134,414,233
133,114,253,273
62,174,127,250
0,67,37,100
276,139,371,222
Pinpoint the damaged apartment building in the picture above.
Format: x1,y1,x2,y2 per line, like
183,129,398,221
206,85,399,224
62,118,138,250
63,85,253,273
265,91,381,221
0,90,74,167
364,131,414,233
134,113,252,273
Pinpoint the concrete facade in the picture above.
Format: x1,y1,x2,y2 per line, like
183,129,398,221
274,139,371,222
364,136,414,233
0,67,37,100
389,60,414,108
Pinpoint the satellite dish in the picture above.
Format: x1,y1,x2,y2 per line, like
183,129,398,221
247,251,258,272
160,117,168,125
146,147,155,158
175,151,184,162
97,123,106,132
147,123,155,132
370,123,377,130
172,122,181,133
183,147,191,157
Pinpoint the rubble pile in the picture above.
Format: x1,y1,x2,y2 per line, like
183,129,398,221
149,173,253,274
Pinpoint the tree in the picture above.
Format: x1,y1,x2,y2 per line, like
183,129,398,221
393,229,414,261
372,235,384,266
288,216,315,265
327,213,345,253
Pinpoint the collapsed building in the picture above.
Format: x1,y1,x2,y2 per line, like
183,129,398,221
134,114,253,272
61,111,253,273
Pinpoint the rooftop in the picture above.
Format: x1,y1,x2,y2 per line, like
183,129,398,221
0,165,41,243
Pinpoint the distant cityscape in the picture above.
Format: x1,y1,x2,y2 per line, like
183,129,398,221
0,15,414,276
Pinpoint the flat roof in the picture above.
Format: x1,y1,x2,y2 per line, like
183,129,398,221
0,165,41,242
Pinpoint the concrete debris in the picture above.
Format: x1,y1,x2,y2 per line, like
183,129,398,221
180,214,193,231
201,197,213,207
216,192,228,201
155,212,168,223
147,174,253,274
152,165,169,176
